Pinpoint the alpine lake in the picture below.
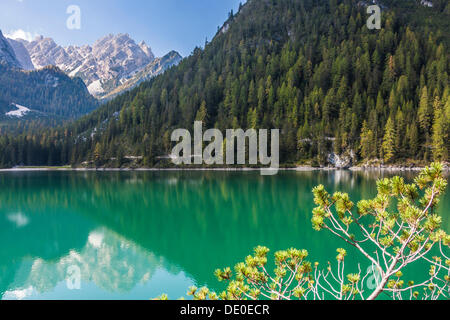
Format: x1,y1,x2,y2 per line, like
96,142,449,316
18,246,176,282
0,170,448,300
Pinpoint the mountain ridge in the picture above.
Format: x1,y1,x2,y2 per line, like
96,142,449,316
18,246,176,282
6,38,35,70
0,64,98,122
102,50,182,100
0,31,182,129
16,33,182,99
1,29,98,125
0,30,21,68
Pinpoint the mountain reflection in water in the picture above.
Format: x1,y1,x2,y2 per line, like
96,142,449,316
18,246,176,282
0,171,448,299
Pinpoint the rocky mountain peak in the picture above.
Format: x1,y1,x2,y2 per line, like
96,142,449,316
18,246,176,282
2,31,181,99
6,38,35,70
23,36,68,68
139,41,155,60
0,30,22,68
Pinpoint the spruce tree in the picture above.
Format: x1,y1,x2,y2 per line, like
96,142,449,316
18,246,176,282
418,86,431,133
382,117,396,163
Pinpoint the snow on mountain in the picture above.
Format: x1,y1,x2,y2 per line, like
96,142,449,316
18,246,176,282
5,104,31,118
102,51,182,100
0,30,22,68
19,33,177,98
19,36,68,69
87,33,154,85
1,30,182,99
87,80,104,96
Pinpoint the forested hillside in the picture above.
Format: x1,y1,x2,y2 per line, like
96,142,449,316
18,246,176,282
0,64,98,123
0,0,448,168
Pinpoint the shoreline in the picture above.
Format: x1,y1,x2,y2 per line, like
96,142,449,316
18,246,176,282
1,165,448,172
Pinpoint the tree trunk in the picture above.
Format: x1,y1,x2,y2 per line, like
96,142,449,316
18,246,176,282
367,256,401,300
367,275,389,300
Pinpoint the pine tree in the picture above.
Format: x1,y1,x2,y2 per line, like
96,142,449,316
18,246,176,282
431,96,448,161
360,121,374,160
94,142,102,167
418,86,431,132
382,117,396,163
247,108,258,129
395,109,405,154
196,101,209,125
408,123,420,158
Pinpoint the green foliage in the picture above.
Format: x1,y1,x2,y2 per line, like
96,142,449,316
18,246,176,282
432,95,449,161
311,162,449,299
0,0,449,167
210,246,316,300
0,65,97,120
382,117,396,163
160,164,449,300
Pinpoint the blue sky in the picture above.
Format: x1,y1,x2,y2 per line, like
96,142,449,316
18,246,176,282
0,0,243,57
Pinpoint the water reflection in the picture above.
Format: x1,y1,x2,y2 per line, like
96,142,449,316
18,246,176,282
0,171,448,299
1,225,193,300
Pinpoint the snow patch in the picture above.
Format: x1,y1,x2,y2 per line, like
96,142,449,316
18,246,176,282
69,64,83,77
421,1,433,7
87,80,104,95
5,104,31,118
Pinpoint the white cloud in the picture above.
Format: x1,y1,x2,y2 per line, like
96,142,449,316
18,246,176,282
5,29,39,42
7,212,29,228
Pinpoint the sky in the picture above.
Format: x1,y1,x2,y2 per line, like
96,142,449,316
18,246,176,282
0,0,243,57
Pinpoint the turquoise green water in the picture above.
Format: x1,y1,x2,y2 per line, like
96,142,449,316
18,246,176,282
0,170,448,300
